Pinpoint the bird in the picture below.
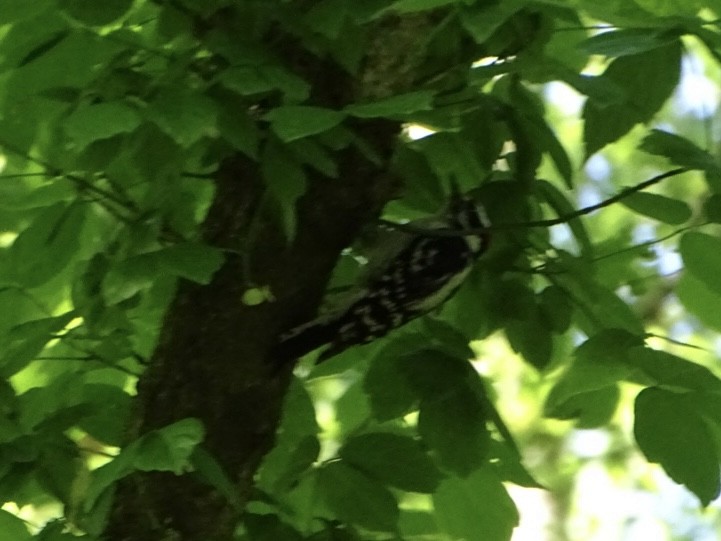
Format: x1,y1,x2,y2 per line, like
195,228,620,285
272,186,491,364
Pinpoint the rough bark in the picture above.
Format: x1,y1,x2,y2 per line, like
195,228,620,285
105,10,435,541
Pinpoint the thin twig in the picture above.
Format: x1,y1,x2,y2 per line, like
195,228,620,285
379,168,690,236
0,137,140,213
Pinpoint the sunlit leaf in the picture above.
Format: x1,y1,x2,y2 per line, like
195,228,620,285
679,232,721,297
134,418,204,474
676,272,721,332
0,312,75,377
433,469,518,541
6,202,86,288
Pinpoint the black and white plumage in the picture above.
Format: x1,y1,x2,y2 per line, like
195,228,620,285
273,190,491,363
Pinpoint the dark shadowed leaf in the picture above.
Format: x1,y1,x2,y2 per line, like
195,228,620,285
535,180,592,256
583,42,681,157
418,385,489,476
621,191,691,224
578,28,681,57
364,337,424,420
640,130,720,174
625,347,721,393
340,432,443,493
318,462,399,532
703,194,721,223
635,388,721,506
58,0,133,25
155,243,224,284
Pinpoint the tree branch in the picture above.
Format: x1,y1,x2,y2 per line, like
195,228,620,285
378,168,690,236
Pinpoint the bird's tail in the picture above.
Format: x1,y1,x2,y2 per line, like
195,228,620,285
270,317,339,364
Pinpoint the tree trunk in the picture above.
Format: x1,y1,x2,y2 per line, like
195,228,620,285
105,12,434,540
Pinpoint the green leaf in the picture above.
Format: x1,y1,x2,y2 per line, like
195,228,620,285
218,65,310,102
505,315,553,370
578,28,680,57
57,0,133,25
387,0,458,12
634,387,721,505
265,106,345,142
244,513,304,541
639,130,720,173
262,139,306,240
680,232,721,298
677,272,721,332
102,254,157,305
433,469,518,541
64,101,140,149
318,462,399,532
460,1,526,45
0,0,52,24
345,91,435,118
7,202,87,288
412,132,488,188
625,347,721,393
0,312,76,377
510,86,573,187
364,339,421,421
703,194,721,223
544,329,641,419
620,191,691,224
583,41,681,157
418,385,489,476
86,418,205,511
78,384,132,446
18,32,68,67
147,87,218,148
191,447,242,508
538,286,573,333
536,180,593,255
102,243,223,304
134,418,205,474
340,433,443,493
217,100,260,159
0,509,31,541
398,348,470,399
305,0,349,39
155,243,225,284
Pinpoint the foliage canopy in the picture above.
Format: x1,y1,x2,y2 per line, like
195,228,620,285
1,0,721,540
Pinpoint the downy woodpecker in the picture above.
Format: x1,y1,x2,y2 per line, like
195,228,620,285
273,188,491,363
